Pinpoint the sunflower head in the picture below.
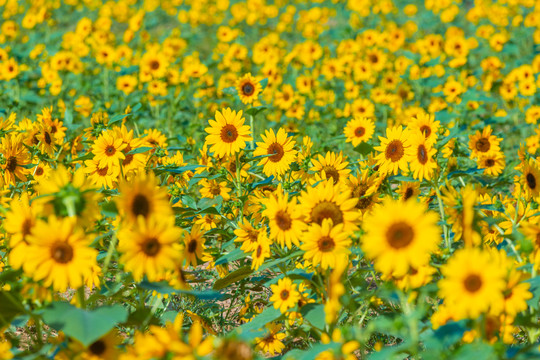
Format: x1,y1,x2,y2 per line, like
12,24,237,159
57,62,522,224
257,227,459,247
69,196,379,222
236,73,262,104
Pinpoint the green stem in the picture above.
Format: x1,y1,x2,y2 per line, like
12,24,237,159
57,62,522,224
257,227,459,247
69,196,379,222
77,286,86,309
102,233,118,277
433,183,450,250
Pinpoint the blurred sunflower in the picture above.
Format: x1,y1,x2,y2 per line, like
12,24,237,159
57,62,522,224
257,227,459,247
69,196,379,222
343,117,375,147
251,233,271,270
301,219,351,270
183,225,206,267
270,277,300,314
118,215,183,282
1,133,30,185
406,131,437,181
204,108,252,158
468,125,501,159
263,190,305,248
374,126,410,176
236,73,262,104
310,151,350,185
362,198,440,277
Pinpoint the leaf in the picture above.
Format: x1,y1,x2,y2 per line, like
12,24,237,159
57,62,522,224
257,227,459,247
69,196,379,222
101,200,118,217
127,146,152,155
138,279,223,300
259,78,268,90
158,165,205,173
41,302,128,346
0,291,25,328
118,65,139,75
301,303,325,330
109,113,130,126
215,248,246,266
525,276,540,307
284,343,340,360
257,250,303,272
245,106,267,117
353,142,374,156
238,306,281,333
213,266,253,290
453,342,496,360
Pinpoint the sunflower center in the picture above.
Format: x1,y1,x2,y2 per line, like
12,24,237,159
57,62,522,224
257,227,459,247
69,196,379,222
51,242,74,264
311,201,343,225
97,166,109,176
464,274,482,293
123,154,134,166
131,194,150,218
242,82,255,96
386,221,414,249
44,131,52,145
318,236,335,252
354,127,365,137
322,166,339,183
256,244,262,257
526,173,537,190
536,233,540,247
275,210,292,230
105,145,116,156
475,138,490,152
267,143,285,162
385,140,405,162
22,218,32,237
247,229,259,243
35,167,44,176
149,60,160,70
209,183,222,195
188,239,198,253
89,339,107,355
485,159,495,167
404,187,414,200
280,289,289,300
417,145,428,164
142,237,161,256
420,125,431,137
220,124,239,143
6,156,17,172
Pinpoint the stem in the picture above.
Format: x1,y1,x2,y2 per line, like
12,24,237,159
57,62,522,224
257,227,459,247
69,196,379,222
250,114,255,150
102,233,118,277
77,286,86,309
433,183,450,250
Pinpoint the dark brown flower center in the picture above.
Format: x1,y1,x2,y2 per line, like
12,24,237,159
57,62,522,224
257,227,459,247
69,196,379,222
209,183,222,195
188,239,198,253
242,82,255,96
318,236,335,252
527,172,537,190
386,221,414,249
385,140,405,162
311,201,343,225
280,289,289,300
97,166,108,176
150,60,160,70
44,131,52,145
464,274,482,292
475,138,490,152
142,237,161,256
51,242,74,264
267,143,285,162
105,145,116,156
417,145,428,164
131,194,150,218
220,124,239,143
6,156,17,172
354,127,365,137
420,125,431,137
485,159,495,167
256,245,262,257
89,339,107,355
275,210,292,230
322,166,339,184
35,167,44,176
404,187,414,200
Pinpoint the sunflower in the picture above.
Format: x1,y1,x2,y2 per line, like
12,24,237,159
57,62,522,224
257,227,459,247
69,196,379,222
301,219,351,270
343,117,375,147
396,181,421,202
519,159,540,200
362,198,440,277
255,323,286,355
468,125,502,159
499,270,532,317
236,73,262,104
300,179,360,233
253,128,297,178
84,158,120,189
477,151,506,176
114,125,148,174
15,216,97,292
251,233,271,270
63,330,121,360
408,112,440,145
116,171,172,224
346,171,381,215
118,215,183,282
183,225,206,267
204,108,252,158
234,220,264,252
270,277,300,313
438,248,506,319
310,151,351,185
406,131,437,181
374,126,410,176
199,178,231,201
262,190,305,249
91,130,127,168
1,133,30,185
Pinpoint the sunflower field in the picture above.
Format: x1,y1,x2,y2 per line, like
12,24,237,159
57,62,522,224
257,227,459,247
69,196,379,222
1,0,540,359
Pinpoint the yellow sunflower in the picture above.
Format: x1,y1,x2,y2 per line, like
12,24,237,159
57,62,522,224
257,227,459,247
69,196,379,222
17,216,97,292
300,179,360,233
396,181,421,202
234,219,264,252
263,190,306,248
438,248,506,320
362,198,440,277
406,131,437,181
343,117,375,147
309,151,351,185
1,133,30,185
255,323,286,356
116,171,172,224
407,112,440,145
477,151,506,176
251,232,271,270
91,129,127,168
204,108,252,158
183,225,206,267
118,215,183,282
270,277,300,313
301,219,351,270
520,159,540,200
468,125,502,159
235,73,262,104
199,178,231,201
374,126,410,176
253,128,297,178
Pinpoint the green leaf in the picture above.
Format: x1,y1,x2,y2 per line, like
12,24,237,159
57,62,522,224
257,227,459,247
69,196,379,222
245,106,267,117
127,146,152,155
525,276,540,307
353,142,374,156
284,343,340,360
222,86,237,95
238,306,281,333
301,303,325,330
0,291,25,328
101,200,118,217
41,302,128,346
138,280,223,300
259,78,268,90
158,165,205,173
109,113,130,126
453,342,496,360
213,266,253,290
215,248,246,266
